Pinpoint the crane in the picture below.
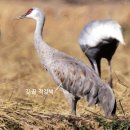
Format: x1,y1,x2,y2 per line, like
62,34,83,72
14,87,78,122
16,7,116,116
79,20,125,86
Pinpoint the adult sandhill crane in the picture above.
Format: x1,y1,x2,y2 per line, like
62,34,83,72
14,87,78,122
16,7,116,116
79,20,125,86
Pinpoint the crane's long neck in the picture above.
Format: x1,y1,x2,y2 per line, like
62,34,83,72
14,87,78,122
34,18,45,52
34,17,54,67
35,17,44,37
34,17,49,57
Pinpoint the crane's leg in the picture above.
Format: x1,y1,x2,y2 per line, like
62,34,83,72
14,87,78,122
93,62,99,75
70,97,79,115
62,89,79,115
108,60,113,87
91,59,101,77
88,59,99,76
96,59,101,77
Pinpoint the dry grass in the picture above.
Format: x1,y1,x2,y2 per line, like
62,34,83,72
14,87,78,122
0,0,130,129
0,100,130,130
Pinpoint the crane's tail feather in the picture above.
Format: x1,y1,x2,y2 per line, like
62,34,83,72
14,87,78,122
98,83,116,116
85,81,116,116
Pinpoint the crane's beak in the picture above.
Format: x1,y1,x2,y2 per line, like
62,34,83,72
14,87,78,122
16,14,26,20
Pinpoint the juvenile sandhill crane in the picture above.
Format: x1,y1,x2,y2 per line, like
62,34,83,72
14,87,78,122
79,20,125,86
16,8,116,116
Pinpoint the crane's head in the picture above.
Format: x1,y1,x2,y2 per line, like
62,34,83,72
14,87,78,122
16,7,44,20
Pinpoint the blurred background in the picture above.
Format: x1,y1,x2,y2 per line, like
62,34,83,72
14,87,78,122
0,0,130,116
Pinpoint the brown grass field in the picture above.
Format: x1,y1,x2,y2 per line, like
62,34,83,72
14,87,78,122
0,0,130,129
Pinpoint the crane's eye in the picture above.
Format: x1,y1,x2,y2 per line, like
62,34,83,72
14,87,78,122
26,8,33,15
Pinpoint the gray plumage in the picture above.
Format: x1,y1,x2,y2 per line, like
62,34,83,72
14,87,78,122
17,7,116,116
